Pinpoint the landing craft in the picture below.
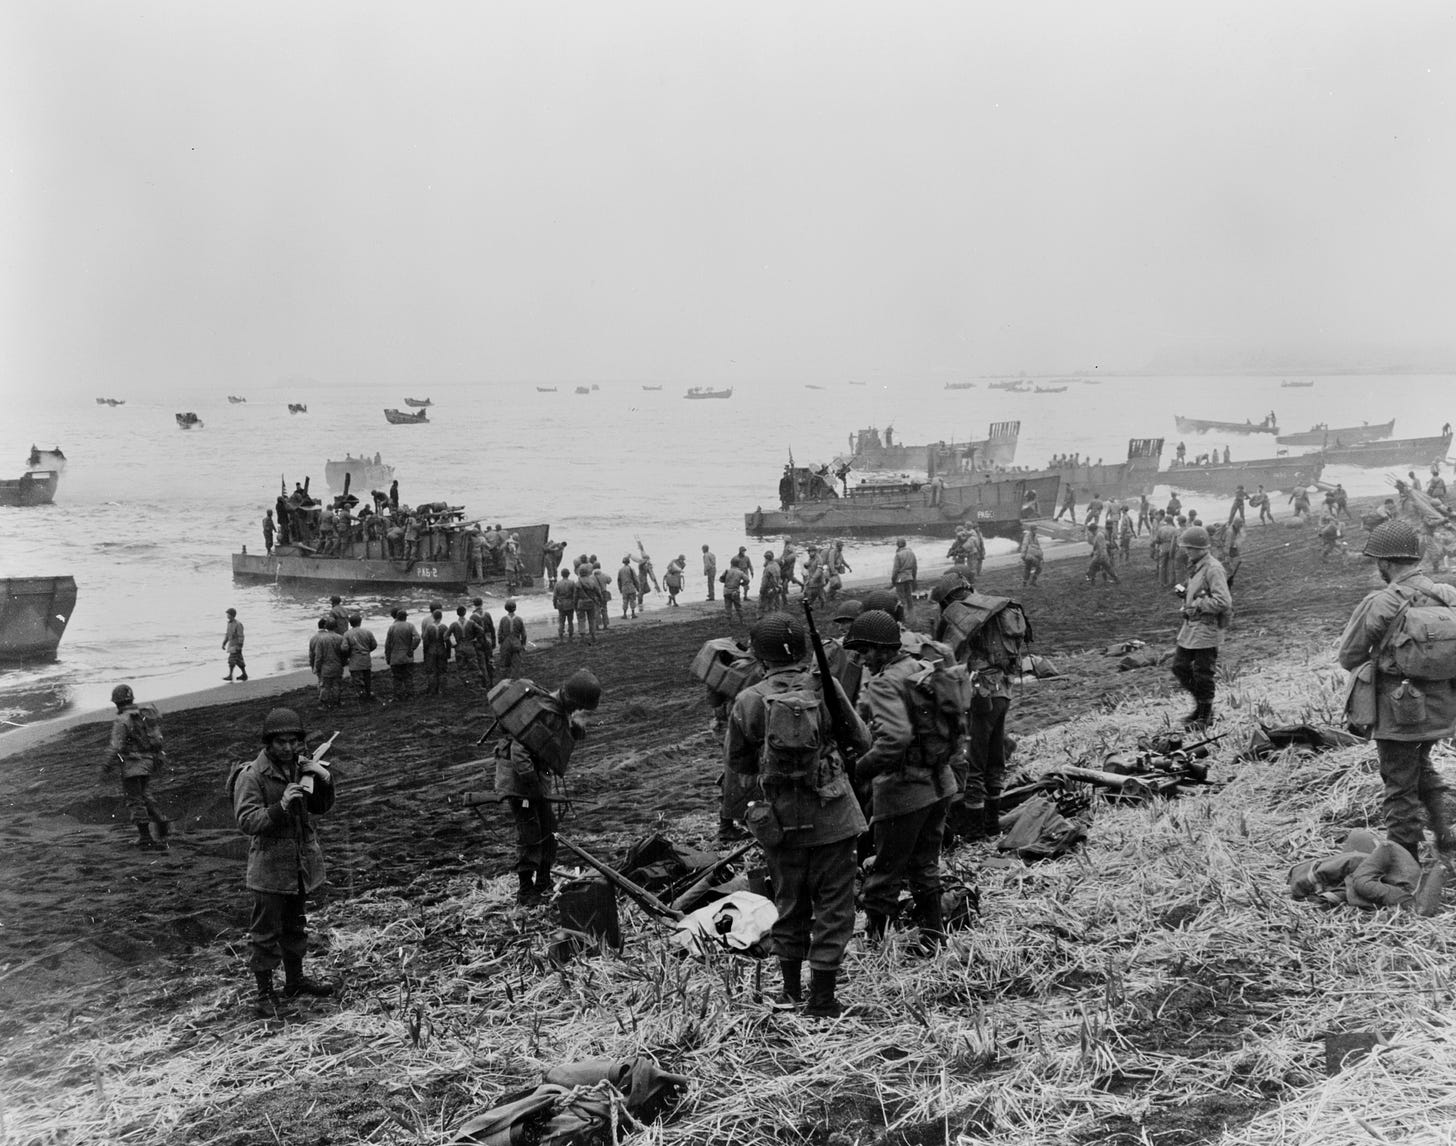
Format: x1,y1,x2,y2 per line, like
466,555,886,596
0,577,76,661
837,422,1020,474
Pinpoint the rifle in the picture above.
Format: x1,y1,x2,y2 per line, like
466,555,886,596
309,731,340,764
802,601,861,773
665,838,757,915
451,790,594,811
555,834,684,922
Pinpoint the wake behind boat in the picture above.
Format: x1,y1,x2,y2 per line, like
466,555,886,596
325,454,396,491
1275,419,1394,447
1174,412,1278,435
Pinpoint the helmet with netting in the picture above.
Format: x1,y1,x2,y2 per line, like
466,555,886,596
844,609,902,650
1179,525,1211,550
561,669,603,711
1364,519,1422,560
749,613,807,664
260,707,306,741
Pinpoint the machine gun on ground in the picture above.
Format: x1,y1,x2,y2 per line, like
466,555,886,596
1001,732,1224,810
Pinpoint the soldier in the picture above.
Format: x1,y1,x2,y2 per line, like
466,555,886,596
1117,506,1135,562
721,557,749,623
845,610,958,952
574,567,600,644
636,552,660,596
494,670,602,904
1337,520,1456,863
105,683,171,852
1154,513,1179,588
223,607,248,682
309,617,348,708
1170,526,1232,729
829,541,852,575
1428,467,1448,502
342,612,378,702
262,510,276,555
1289,485,1311,520
543,539,567,582
229,707,336,1017
802,560,829,608
1136,493,1151,536
726,614,870,1017
961,525,986,581
617,556,640,619
497,599,527,679
422,606,450,695
553,569,578,641
328,595,350,634
1085,492,1105,530
759,550,783,615
891,538,918,620
1054,485,1078,523
504,533,523,590
737,546,755,579
1229,485,1248,526
384,609,420,701
1318,514,1344,562
451,606,481,689
664,555,685,606
1019,524,1043,586
1333,483,1351,519
702,544,717,601
470,598,497,689
593,562,614,631
1086,524,1120,584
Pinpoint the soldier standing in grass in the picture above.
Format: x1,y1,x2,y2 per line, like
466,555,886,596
1170,526,1232,729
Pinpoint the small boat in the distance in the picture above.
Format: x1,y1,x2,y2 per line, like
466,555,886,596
848,381,866,386
1280,380,1315,388
175,412,204,430
403,397,433,408
227,395,247,404
95,397,125,406
1034,384,1068,393
1174,413,1278,436
1275,419,1394,447
536,386,558,393
944,382,977,390
641,385,664,391
574,385,592,395
384,407,429,425
288,403,308,415
685,386,734,400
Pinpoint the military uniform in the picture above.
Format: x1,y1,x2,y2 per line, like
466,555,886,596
1172,549,1232,723
493,687,583,896
726,665,868,977
498,612,527,678
384,616,420,699
108,702,169,844
342,622,378,701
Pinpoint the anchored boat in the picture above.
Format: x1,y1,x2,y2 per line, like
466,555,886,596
288,403,308,415
403,397,433,408
1162,455,1323,496
747,466,1058,539
1311,427,1454,470
0,577,77,661
384,408,429,425
227,395,248,404
1275,419,1395,447
684,387,734,399
175,412,204,430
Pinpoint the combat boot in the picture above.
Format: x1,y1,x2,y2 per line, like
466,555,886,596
253,970,295,1018
911,892,945,956
148,820,171,853
535,867,555,900
516,872,538,905
863,911,888,946
134,823,158,851
282,958,335,999
981,799,1002,840
771,959,803,1009
805,969,848,1019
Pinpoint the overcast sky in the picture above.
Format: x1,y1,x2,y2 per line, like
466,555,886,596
3,1,1453,390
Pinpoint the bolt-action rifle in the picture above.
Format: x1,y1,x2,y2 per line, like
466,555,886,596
802,601,861,774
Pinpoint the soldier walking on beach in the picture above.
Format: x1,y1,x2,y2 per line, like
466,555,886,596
497,600,527,679
1086,524,1120,584
309,617,348,708
1136,493,1151,535
1170,526,1232,729
385,608,420,701
1338,520,1456,865
617,556,640,619
759,550,784,615
1154,514,1179,587
664,555,685,606
725,614,870,1018
1054,485,1078,524
229,707,336,1018
1019,525,1043,585
891,538,918,620
342,612,378,702
105,683,171,852
223,608,248,681
845,610,958,953
493,670,602,905
574,567,600,644
721,557,748,623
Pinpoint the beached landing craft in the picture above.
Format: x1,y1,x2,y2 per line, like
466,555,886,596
403,397,433,408
838,422,1021,474
1174,413,1279,435
747,466,1059,539
1311,426,1454,470
684,387,734,399
232,521,551,591
1004,438,1165,501
175,412,204,430
1161,454,1324,496
384,408,429,425
1275,419,1395,447
0,577,77,660
0,470,60,507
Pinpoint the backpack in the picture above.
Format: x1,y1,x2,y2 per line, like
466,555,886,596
939,593,1032,674
1387,582,1456,681
690,638,761,701
759,688,828,784
903,661,971,768
487,679,574,775
127,704,165,753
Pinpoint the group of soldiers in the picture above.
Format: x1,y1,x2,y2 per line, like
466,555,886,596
260,481,527,588
549,550,680,641
291,594,529,705
724,540,857,621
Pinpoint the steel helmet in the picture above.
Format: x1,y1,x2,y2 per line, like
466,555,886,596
260,707,306,741
111,684,135,707
831,599,864,623
1179,526,1211,550
929,572,970,606
1364,519,1422,560
863,589,901,616
750,612,807,665
764,550,775,560
561,668,602,711
844,609,902,650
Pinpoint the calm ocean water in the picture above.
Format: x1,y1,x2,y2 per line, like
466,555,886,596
0,375,1449,726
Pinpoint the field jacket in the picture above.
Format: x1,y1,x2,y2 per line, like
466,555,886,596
231,748,335,895
385,620,420,665
855,653,957,823
1338,568,1456,740
1175,553,1232,649
342,626,377,671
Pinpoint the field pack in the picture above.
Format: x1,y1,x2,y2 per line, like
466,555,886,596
759,688,828,784
487,678,574,775
904,660,972,750
127,704,165,753
1388,582,1456,681
939,593,1033,673
690,638,761,700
